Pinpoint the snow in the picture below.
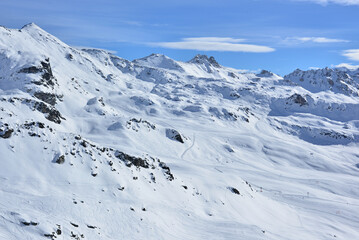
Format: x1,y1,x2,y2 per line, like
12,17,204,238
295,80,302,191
0,23,359,240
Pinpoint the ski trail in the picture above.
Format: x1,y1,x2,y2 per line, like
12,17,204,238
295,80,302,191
181,134,195,160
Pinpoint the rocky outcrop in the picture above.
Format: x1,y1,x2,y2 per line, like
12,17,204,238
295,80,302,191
288,93,308,106
166,129,184,143
34,92,58,106
189,54,220,68
19,58,57,87
115,151,150,168
34,101,64,124
55,155,65,164
0,128,13,139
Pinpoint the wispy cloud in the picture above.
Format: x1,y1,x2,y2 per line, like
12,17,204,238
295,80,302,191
294,0,359,6
284,37,349,45
334,63,359,69
151,37,275,53
183,37,246,43
342,49,359,61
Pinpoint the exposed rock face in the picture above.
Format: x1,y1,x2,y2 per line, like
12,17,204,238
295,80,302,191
115,151,149,168
126,118,156,131
189,54,220,68
34,92,57,106
19,66,42,74
257,70,274,77
166,129,184,143
284,67,359,96
288,93,308,106
34,102,63,124
19,58,57,87
159,161,174,181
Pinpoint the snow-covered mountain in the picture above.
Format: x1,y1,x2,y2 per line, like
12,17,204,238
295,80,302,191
284,67,359,96
0,23,359,240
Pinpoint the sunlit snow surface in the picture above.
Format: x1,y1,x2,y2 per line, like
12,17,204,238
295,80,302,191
0,24,359,240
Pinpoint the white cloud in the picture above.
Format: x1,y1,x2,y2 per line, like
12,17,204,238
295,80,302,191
342,49,359,61
152,37,275,53
334,63,359,70
295,0,359,6
183,37,246,43
285,37,349,44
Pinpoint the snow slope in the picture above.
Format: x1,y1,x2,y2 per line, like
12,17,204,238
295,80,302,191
0,23,359,240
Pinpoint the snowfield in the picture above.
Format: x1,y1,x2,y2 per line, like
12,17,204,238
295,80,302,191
0,23,359,240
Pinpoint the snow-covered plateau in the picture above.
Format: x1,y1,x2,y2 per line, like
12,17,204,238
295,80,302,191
0,23,358,240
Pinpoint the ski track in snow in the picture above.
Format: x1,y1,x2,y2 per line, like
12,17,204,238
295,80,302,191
181,133,195,160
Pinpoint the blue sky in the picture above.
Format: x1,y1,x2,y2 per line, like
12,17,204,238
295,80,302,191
1,0,359,75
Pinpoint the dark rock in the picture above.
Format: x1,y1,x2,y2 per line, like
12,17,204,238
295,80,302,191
19,66,42,74
80,140,87,148
166,129,184,143
66,53,74,60
258,70,274,77
74,135,81,140
40,60,55,85
19,59,56,87
115,151,149,168
150,173,156,183
189,54,220,68
0,129,13,139
208,56,220,68
70,222,79,227
23,122,35,129
289,93,308,106
228,72,237,78
44,233,55,239
34,102,63,124
159,161,174,181
229,187,240,195
55,155,65,164
126,118,156,131
28,132,40,137
34,92,57,106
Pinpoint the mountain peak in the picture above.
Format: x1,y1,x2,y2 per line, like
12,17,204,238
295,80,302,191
21,23,43,31
188,54,220,68
133,53,183,71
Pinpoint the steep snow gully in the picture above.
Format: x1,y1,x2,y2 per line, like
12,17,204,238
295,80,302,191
0,24,359,240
